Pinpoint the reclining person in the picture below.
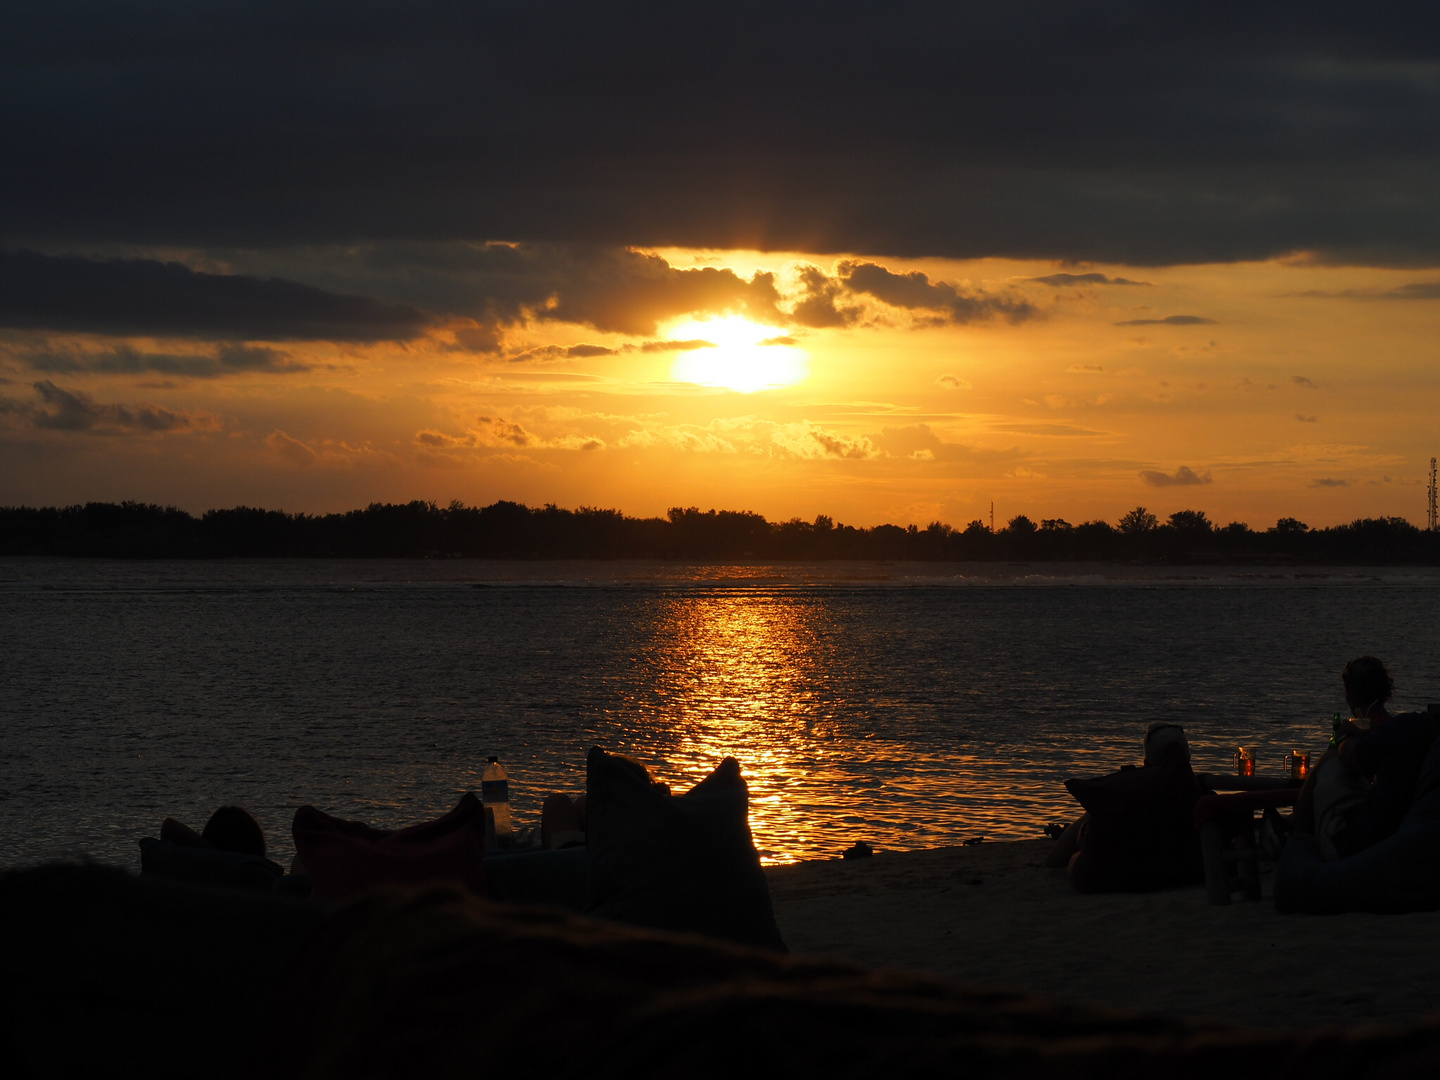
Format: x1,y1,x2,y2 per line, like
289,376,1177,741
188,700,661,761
1295,656,1440,860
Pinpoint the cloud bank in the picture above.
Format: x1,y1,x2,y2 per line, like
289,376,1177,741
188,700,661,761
4,2,1440,265
0,251,430,342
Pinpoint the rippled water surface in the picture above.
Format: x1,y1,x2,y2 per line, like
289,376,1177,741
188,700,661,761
6,559,1440,866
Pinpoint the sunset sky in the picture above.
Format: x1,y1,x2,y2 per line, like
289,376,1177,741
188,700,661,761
3,3,1439,529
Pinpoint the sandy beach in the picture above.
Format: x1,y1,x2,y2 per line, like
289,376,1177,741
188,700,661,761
765,841,1440,1029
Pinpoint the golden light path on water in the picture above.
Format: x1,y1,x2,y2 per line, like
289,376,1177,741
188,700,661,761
641,593,826,862
608,589,1121,865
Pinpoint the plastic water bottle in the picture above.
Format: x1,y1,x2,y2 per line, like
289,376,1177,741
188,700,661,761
482,756,512,845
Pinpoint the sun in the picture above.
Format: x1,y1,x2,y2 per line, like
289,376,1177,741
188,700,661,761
668,316,808,393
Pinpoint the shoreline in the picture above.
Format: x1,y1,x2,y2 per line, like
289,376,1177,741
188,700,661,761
765,840,1440,1028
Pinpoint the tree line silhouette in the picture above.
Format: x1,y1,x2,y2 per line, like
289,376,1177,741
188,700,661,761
2,500,1438,563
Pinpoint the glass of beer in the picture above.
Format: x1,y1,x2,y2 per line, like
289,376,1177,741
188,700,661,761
1234,746,1255,777
1284,751,1310,780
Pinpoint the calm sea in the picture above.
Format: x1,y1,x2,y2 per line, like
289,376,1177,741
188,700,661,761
5,558,1440,867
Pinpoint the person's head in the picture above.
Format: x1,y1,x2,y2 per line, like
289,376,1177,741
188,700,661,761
1342,656,1394,718
202,805,266,857
1143,722,1189,767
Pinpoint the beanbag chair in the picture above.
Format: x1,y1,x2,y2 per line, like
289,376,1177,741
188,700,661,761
293,794,488,903
1064,745,1205,894
584,747,786,951
138,837,285,891
483,845,588,911
1275,737,1440,914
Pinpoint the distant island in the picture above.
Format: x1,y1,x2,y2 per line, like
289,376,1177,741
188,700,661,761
2,501,1437,564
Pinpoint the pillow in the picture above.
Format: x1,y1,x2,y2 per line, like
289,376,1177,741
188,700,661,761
292,794,488,904
1064,749,1204,894
584,748,786,951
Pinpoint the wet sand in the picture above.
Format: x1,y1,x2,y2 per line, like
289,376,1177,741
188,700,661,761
765,841,1440,1028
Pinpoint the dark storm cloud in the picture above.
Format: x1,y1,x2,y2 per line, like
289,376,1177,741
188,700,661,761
1114,315,1217,326
789,266,856,328
840,262,1036,323
1028,273,1150,287
29,380,199,432
4,2,1440,265
0,251,429,341
351,244,782,337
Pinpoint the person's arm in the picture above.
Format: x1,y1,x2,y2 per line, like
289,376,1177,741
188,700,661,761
1335,721,1373,774
1293,747,1337,834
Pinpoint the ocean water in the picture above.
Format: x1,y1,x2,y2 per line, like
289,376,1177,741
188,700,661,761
4,558,1440,867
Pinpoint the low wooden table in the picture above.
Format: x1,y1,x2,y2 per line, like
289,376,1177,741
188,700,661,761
1194,775,1304,904
1197,772,1304,792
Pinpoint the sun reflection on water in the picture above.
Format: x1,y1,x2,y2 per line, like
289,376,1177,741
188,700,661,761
611,589,1144,865
623,591,865,864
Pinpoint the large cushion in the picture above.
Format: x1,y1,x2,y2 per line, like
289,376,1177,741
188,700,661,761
293,795,487,904
138,837,285,891
1064,748,1204,894
483,846,589,911
584,748,786,951
1275,737,1440,914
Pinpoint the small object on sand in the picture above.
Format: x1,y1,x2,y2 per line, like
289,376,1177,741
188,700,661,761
842,841,874,860
963,836,987,846
1043,823,1066,840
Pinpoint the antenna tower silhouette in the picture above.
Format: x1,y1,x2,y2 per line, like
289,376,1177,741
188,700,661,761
1429,458,1437,531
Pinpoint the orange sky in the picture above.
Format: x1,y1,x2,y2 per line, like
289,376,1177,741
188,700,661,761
5,249,1438,530
6,6,1440,531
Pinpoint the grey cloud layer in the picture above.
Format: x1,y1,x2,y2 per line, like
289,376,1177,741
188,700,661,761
0,251,428,341
4,2,1439,265
1140,465,1213,487
343,244,782,336
1029,273,1150,287
839,262,1035,324
20,342,306,378
0,242,1032,347
27,380,198,432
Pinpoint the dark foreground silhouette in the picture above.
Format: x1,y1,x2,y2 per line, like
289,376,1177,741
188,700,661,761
3,499,1438,563
7,864,1440,1080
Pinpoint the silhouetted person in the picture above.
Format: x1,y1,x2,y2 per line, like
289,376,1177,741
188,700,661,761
1297,656,1439,859
1042,722,1191,869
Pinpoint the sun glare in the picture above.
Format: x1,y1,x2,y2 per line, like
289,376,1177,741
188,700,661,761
668,316,808,393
